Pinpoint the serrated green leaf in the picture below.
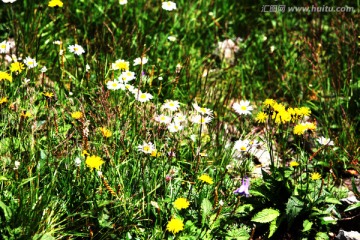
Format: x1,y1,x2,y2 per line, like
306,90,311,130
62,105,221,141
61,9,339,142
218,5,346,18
251,208,280,223
324,197,341,205
226,226,250,240
286,196,304,224
201,198,212,226
268,219,277,238
302,219,313,232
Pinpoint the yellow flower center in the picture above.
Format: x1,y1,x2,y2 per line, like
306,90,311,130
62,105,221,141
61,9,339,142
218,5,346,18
241,106,247,111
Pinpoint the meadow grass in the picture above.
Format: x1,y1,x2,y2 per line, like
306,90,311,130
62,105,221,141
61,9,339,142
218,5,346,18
0,0,359,239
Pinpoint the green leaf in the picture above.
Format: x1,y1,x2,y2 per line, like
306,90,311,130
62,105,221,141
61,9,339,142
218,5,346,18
286,196,304,224
344,202,360,212
251,208,280,223
0,200,12,221
226,226,250,240
201,198,212,226
302,219,313,232
315,232,329,240
236,204,254,214
268,219,278,238
324,197,341,205
0,176,9,181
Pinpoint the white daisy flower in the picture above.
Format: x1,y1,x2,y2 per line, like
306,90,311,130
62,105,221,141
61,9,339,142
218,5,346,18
23,56,38,69
173,112,187,123
119,0,127,5
137,141,155,154
192,103,213,116
190,114,212,125
133,57,148,66
134,91,153,102
233,139,250,152
154,114,172,124
317,136,334,146
162,1,176,11
119,71,136,83
40,66,47,73
161,100,180,112
167,36,177,42
0,40,11,53
232,100,253,115
68,44,85,56
168,122,183,133
107,80,123,90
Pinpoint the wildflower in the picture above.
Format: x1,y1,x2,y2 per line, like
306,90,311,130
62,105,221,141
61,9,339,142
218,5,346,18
99,127,112,138
85,64,90,72
71,111,83,119
14,161,20,170
310,172,321,181
168,36,177,42
293,122,316,135
162,99,180,112
20,111,32,118
119,0,127,4
10,62,25,73
81,150,90,157
272,110,291,124
68,44,85,56
193,103,213,116
198,174,213,184
119,71,136,83
106,80,123,90
173,112,186,123
74,157,81,167
154,114,172,124
23,78,30,84
189,114,212,125
317,136,334,146
272,102,286,113
43,92,54,98
0,71,12,82
23,56,37,69
297,107,311,117
40,66,47,73
263,99,276,108
173,198,190,210
162,1,177,11
112,59,129,71
0,97,8,104
150,149,161,157
233,139,250,152
255,112,268,123
0,40,10,53
166,218,184,234
168,122,183,133
233,177,250,197
289,161,299,167
85,155,105,170
133,57,148,66
2,0,17,2
48,0,63,7
137,141,155,154
232,100,253,115
134,91,153,103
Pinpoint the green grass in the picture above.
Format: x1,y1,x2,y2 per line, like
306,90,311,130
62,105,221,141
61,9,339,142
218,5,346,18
0,0,359,239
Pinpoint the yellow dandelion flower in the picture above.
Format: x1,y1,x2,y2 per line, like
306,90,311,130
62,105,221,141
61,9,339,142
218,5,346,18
173,198,190,210
289,161,299,167
166,218,184,234
298,107,311,117
310,172,321,181
99,127,112,138
20,111,32,118
272,102,286,113
0,97,8,104
263,99,276,107
10,62,25,73
293,122,316,135
0,71,12,82
85,155,104,170
255,112,268,123
43,92,54,98
198,174,213,184
48,0,63,7
71,111,83,119
150,150,161,157
81,150,90,157
112,59,129,71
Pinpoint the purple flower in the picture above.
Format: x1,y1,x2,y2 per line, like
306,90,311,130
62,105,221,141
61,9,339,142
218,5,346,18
233,177,250,197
